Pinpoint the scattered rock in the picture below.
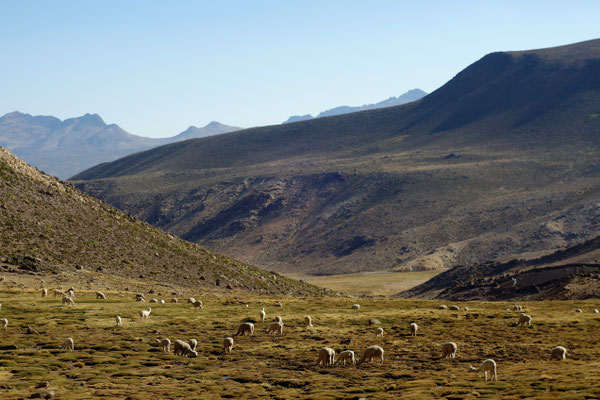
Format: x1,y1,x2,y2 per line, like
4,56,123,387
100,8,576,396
26,326,40,334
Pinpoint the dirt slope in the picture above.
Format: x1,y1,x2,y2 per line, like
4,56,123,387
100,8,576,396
0,146,330,296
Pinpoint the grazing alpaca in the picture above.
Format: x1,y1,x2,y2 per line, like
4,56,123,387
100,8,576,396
517,314,532,327
550,346,567,360
317,347,336,366
304,315,313,328
469,359,497,381
441,342,457,361
409,322,418,336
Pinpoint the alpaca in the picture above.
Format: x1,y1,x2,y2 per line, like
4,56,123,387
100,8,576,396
469,359,497,381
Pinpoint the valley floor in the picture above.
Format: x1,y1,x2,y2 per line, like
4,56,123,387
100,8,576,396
287,271,440,297
1,285,599,399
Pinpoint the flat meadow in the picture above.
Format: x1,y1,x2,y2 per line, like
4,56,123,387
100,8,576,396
1,286,600,399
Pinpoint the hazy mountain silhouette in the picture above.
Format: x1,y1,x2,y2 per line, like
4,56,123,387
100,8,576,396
72,39,600,276
283,89,427,124
0,112,240,179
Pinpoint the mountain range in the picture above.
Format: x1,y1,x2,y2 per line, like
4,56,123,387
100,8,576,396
0,112,240,179
283,88,427,123
72,38,600,277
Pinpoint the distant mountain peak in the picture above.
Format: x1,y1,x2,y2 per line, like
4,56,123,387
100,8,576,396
2,111,28,119
205,121,224,127
78,113,106,125
283,114,314,124
283,89,428,123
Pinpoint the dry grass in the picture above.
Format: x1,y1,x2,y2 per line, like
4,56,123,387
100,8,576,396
287,271,440,296
1,286,600,399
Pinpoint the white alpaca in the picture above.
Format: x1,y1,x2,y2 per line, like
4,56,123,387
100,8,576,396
140,307,152,320
260,307,266,322
41,288,48,298
441,342,457,360
60,337,75,351
62,295,75,306
351,304,360,310
375,327,384,337
317,347,336,366
336,350,356,365
357,345,384,365
575,308,583,313
450,305,460,311
235,322,254,336
0,318,7,330
115,316,123,327
188,339,198,351
157,338,171,353
267,322,283,335
409,322,418,336
550,346,567,360
438,305,447,310
96,291,107,300
304,315,313,328
191,300,203,310
274,316,283,324
517,314,532,326
223,337,234,353
469,359,497,381
173,339,198,357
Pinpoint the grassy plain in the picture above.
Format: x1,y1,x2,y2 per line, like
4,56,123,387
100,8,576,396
1,285,600,399
287,271,440,296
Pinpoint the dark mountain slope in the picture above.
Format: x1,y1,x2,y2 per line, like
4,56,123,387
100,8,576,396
72,39,600,275
399,235,600,300
0,146,328,295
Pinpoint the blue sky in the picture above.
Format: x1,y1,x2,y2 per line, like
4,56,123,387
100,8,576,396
1,1,599,138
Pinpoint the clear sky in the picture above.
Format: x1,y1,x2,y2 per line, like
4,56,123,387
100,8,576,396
1,1,599,138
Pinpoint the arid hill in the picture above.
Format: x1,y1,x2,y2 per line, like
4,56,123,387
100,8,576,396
399,235,600,300
0,146,328,296
72,39,600,276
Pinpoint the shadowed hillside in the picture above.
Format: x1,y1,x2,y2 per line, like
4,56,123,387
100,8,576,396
72,39,600,276
0,146,329,296
399,235,600,300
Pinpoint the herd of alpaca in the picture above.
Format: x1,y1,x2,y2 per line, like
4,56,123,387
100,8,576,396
0,285,589,387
